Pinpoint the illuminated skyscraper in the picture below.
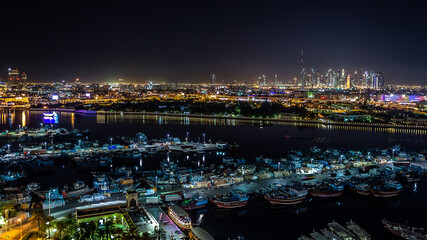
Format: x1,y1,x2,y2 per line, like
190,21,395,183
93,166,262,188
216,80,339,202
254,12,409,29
210,74,216,85
273,74,278,85
8,68,20,86
377,72,385,89
21,72,27,85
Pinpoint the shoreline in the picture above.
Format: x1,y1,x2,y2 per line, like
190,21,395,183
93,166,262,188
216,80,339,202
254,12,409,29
29,108,427,130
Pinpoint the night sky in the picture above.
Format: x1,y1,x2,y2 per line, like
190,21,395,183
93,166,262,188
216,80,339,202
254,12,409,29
1,1,427,84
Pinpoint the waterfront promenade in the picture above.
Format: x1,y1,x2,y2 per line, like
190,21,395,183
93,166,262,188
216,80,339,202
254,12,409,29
30,108,427,130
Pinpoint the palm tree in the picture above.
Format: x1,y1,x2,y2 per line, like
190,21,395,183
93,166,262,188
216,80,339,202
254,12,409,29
111,227,124,239
141,232,153,240
1,203,16,221
75,222,90,240
123,228,143,240
86,221,97,239
95,226,106,240
54,220,68,240
29,209,48,230
64,212,77,236
104,219,115,239
152,226,166,240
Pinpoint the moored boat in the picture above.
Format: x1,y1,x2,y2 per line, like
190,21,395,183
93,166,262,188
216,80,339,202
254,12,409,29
370,180,402,198
182,195,208,210
168,205,192,230
62,181,94,199
211,190,249,209
308,179,344,198
354,183,371,196
263,182,308,205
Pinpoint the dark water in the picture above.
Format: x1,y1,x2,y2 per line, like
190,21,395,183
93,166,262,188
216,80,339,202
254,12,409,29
1,110,426,239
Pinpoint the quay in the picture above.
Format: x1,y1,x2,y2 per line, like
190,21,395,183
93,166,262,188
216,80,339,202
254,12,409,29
29,108,427,130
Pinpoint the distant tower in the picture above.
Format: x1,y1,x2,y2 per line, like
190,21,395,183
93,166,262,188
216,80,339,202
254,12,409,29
346,75,351,89
21,72,27,85
210,74,216,85
8,68,20,86
274,74,278,85
300,50,305,89
262,75,266,86
377,72,384,89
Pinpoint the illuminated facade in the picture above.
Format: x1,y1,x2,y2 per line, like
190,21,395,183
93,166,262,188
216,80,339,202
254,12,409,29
8,68,20,86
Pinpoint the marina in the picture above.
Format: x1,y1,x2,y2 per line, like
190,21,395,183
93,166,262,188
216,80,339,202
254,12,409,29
0,111,426,239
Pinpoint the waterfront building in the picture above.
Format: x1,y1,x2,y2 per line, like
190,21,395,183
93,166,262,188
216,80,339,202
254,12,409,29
8,67,20,87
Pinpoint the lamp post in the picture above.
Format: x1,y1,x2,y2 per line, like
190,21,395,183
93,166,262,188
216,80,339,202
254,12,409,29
47,221,50,239
18,218,22,239
48,192,51,216
202,133,206,143
110,137,113,146
5,209,8,233
186,132,189,142
78,140,81,147
155,176,158,191
7,144,10,153
44,142,47,150
278,162,280,171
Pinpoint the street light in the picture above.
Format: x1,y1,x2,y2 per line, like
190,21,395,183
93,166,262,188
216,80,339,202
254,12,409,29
47,221,51,238
48,192,51,216
278,162,281,171
78,140,81,147
186,132,189,142
44,142,47,150
202,133,206,143
7,144,10,153
5,209,8,233
18,218,22,239
110,137,113,146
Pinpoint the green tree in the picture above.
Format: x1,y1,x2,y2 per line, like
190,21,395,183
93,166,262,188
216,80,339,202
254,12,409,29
152,226,166,240
64,213,77,236
54,220,67,240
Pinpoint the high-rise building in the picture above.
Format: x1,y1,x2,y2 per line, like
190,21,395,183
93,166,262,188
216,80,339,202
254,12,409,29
210,74,216,85
273,74,278,85
21,72,27,85
377,72,385,89
346,75,351,89
8,68,20,86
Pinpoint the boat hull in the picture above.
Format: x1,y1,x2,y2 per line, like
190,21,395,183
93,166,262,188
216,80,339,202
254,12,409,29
309,190,343,198
63,188,94,199
181,203,207,211
355,189,371,196
264,195,306,205
211,199,248,209
370,189,400,198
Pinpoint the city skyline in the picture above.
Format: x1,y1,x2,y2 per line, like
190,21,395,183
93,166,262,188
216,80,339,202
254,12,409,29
1,1,427,84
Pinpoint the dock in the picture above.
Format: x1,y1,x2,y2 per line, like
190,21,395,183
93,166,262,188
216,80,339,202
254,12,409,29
299,220,370,240
346,220,371,240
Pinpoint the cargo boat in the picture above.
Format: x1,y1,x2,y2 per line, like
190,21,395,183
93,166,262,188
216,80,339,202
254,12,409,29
211,190,249,209
382,219,427,240
354,183,371,196
370,180,402,198
182,195,208,210
308,179,344,198
62,181,94,199
263,182,308,205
